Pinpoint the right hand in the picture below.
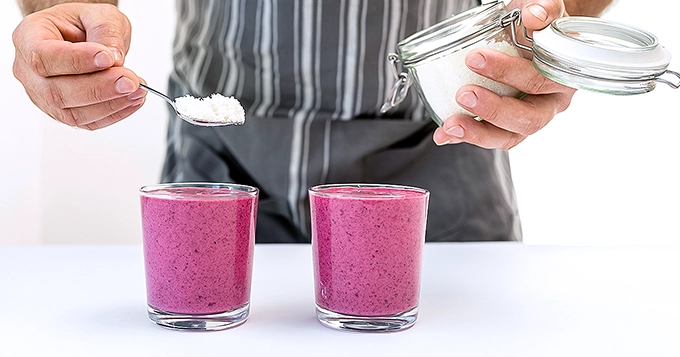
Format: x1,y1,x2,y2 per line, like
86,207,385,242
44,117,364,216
12,3,146,130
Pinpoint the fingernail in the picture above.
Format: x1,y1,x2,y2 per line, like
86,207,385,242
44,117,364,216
467,53,486,69
94,51,114,68
528,4,548,22
458,91,478,108
131,98,145,107
115,77,136,94
109,47,123,62
445,125,465,138
434,137,451,146
128,88,147,100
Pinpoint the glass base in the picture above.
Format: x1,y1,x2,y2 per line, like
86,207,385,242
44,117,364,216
147,303,249,331
316,304,418,332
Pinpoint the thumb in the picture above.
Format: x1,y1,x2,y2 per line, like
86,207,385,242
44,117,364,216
79,3,132,66
521,0,566,31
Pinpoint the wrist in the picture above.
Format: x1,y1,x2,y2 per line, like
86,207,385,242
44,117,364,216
18,0,118,16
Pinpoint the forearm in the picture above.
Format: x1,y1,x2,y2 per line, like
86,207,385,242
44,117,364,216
563,0,615,16
17,0,117,16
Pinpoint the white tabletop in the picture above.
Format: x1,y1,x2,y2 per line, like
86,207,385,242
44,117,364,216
0,243,678,357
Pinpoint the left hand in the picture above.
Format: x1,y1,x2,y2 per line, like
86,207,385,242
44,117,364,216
432,0,576,150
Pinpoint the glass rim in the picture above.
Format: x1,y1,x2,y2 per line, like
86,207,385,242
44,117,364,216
308,183,430,198
139,182,259,198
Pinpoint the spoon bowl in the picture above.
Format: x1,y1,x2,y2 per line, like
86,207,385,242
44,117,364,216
139,83,244,127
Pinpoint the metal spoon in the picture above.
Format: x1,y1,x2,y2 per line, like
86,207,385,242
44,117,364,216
139,83,241,127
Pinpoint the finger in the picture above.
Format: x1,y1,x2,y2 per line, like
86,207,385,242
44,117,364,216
519,0,565,31
62,93,146,127
24,40,121,77
465,49,574,95
80,100,146,131
455,85,572,135
13,19,120,77
14,62,145,126
433,115,526,151
12,3,129,77
21,73,145,129
78,3,131,63
23,81,146,128
40,67,141,109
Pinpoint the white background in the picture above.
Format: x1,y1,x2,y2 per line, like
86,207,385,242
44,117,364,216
1,1,678,246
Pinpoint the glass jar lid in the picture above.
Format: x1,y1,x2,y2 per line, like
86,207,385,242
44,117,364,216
527,16,679,94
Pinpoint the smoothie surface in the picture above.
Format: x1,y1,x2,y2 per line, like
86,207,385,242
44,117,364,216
310,185,427,199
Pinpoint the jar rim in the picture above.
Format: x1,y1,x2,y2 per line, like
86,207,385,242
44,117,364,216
533,17,671,74
552,17,658,53
530,16,673,94
396,1,507,66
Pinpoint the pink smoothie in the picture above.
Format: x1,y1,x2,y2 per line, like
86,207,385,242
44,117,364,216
310,185,429,316
140,185,257,315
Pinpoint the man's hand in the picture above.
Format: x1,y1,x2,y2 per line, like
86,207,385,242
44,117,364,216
12,3,146,130
432,0,576,150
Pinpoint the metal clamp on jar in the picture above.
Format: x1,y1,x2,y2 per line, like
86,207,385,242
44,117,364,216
381,1,523,126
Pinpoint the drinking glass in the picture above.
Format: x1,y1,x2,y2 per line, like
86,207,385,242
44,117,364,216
309,183,429,332
139,182,258,331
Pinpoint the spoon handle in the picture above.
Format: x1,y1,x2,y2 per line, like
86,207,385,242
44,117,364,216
139,83,176,108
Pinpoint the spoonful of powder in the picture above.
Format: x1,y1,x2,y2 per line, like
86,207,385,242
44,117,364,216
174,93,246,125
139,84,246,127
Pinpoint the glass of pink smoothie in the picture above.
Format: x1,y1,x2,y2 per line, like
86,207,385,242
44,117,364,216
139,183,258,331
309,183,429,332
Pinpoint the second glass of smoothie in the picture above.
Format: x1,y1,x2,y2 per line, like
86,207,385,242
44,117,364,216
139,182,258,331
309,183,430,332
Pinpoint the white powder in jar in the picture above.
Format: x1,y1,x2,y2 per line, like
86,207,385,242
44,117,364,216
174,93,246,125
413,39,521,124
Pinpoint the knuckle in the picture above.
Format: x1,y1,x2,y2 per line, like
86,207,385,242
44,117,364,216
524,75,551,94
92,85,108,104
87,116,118,131
518,116,544,136
12,60,25,82
492,64,511,83
501,135,525,151
83,122,99,131
44,85,67,110
28,50,50,77
463,126,485,146
556,92,575,113
483,104,503,123
11,25,21,46
57,108,79,127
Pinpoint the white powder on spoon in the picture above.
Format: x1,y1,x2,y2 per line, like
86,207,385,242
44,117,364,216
174,93,246,125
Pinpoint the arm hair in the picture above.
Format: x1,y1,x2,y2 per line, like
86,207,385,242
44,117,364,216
17,0,118,16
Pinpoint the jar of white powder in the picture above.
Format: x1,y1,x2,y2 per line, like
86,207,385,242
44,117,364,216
381,1,524,126
382,0,679,125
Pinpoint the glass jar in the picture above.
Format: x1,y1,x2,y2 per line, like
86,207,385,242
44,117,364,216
382,1,679,126
381,1,524,126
